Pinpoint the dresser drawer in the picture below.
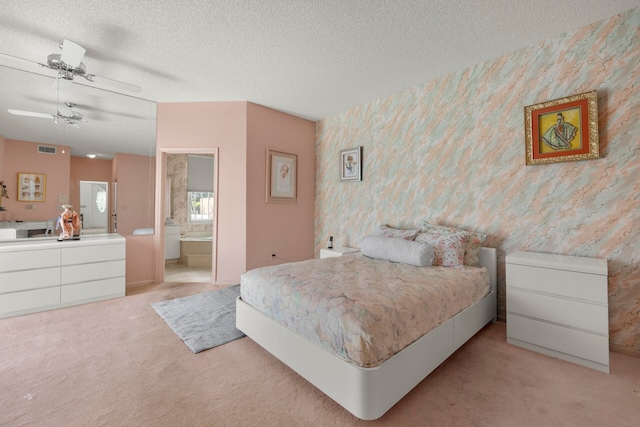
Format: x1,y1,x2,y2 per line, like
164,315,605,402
0,248,60,273
506,263,607,304
61,260,125,285
507,288,608,335
61,277,125,303
61,243,125,265
507,314,609,366
0,267,61,293
0,287,60,316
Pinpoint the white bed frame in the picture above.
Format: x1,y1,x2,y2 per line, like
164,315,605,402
236,247,497,420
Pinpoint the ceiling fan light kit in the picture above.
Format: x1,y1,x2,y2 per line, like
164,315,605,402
46,53,87,80
5,38,141,133
38,39,142,92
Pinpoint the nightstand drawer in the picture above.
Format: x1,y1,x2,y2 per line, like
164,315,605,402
507,288,608,335
508,314,609,366
506,263,607,304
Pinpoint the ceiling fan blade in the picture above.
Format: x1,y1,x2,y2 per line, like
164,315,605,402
84,74,142,93
0,52,36,65
67,122,81,129
0,52,48,73
60,39,86,67
7,109,55,119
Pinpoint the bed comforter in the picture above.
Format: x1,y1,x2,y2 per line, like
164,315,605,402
240,254,489,368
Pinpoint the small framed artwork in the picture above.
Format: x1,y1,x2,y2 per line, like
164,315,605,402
524,90,599,165
340,146,362,182
266,149,297,203
17,172,46,202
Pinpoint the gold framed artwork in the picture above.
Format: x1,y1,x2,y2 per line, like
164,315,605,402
340,146,362,182
524,90,599,165
266,149,297,203
17,173,46,202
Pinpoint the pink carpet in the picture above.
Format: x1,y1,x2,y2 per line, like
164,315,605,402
1,281,639,426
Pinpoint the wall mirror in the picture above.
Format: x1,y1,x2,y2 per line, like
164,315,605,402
0,62,156,235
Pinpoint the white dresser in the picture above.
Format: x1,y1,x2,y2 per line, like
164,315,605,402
320,246,360,259
506,251,609,373
0,234,126,318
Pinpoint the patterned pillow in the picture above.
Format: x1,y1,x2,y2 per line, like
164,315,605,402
418,221,487,267
414,231,467,268
374,225,420,241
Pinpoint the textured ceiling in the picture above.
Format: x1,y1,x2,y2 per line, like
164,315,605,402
0,0,638,158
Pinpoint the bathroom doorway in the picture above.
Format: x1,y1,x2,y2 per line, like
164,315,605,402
163,152,216,283
79,181,109,235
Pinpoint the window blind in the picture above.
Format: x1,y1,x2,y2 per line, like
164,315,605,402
187,155,214,192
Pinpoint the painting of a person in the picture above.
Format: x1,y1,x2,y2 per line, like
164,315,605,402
277,162,290,192
541,112,578,150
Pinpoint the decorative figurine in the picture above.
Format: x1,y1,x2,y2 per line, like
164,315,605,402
0,180,8,211
57,204,82,240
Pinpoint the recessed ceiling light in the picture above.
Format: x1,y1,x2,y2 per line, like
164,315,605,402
86,153,97,159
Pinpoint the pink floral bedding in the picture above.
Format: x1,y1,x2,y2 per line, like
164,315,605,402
240,254,490,368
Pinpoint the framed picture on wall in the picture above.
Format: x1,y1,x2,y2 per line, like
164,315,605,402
17,172,46,202
266,149,297,203
340,146,362,182
524,90,599,165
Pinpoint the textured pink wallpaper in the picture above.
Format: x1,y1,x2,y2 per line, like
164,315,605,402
315,9,639,352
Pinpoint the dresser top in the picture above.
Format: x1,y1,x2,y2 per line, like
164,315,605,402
506,251,607,275
0,233,125,252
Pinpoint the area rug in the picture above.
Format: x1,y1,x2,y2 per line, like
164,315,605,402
151,284,245,353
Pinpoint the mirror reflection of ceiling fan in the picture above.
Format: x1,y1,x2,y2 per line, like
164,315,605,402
0,39,142,93
8,102,87,128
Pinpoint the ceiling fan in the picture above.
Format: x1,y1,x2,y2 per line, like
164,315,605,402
8,102,87,128
0,39,142,93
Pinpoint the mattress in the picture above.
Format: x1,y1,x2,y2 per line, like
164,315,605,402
240,254,490,368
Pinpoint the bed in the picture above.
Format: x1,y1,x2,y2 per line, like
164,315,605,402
236,245,497,420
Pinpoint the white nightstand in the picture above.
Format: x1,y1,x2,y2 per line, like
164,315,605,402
320,247,360,259
506,251,609,373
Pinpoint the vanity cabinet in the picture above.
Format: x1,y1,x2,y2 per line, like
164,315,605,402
506,251,609,373
165,224,181,260
0,234,126,318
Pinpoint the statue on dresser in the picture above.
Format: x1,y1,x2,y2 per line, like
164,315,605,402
57,204,82,240
0,180,8,211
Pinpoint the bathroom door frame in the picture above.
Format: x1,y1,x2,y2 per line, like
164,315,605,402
155,147,219,284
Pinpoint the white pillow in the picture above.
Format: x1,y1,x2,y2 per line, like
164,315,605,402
360,235,434,267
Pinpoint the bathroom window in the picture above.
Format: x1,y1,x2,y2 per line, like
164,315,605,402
188,191,214,223
96,188,107,214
